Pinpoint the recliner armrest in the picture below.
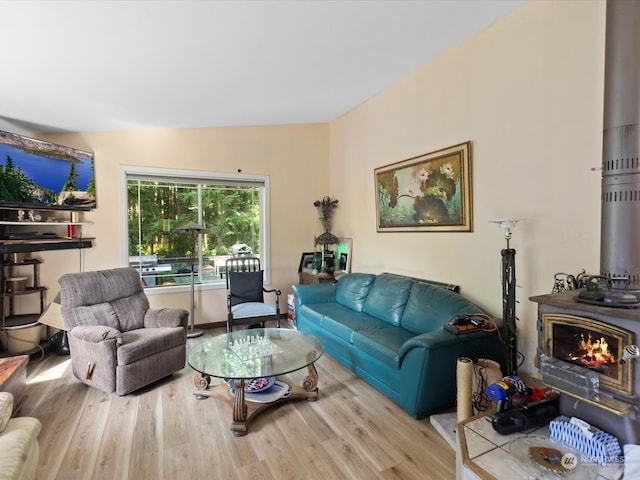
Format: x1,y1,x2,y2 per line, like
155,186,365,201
144,307,189,329
69,325,123,345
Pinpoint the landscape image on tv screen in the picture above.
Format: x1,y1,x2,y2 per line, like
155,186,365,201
0,129,95,210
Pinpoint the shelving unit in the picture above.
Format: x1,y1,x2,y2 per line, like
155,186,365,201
1,206,94,356
1,259,45,317
0,207,94,254
1,259,46,356
0,220,93,226
0,239,93,255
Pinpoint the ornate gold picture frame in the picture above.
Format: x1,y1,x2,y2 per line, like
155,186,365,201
375,141,472,232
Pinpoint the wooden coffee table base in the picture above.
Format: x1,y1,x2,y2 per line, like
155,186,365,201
192,363,319,436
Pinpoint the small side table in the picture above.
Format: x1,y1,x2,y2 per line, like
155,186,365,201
299,272,335,285
0,355,28,416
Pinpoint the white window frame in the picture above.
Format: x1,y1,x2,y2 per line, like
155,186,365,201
119,165,271,294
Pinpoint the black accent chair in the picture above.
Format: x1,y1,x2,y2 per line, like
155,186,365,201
225,257,281,332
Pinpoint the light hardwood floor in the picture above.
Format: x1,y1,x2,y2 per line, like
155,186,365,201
21,327,455,480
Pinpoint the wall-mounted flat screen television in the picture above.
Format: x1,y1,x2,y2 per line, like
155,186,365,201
0,129,95,211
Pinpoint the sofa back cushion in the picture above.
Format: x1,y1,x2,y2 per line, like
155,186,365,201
59,267,149,332
60,268,145,306
335,273,376,312
111,293,152,332
66,303,120,330
363,274,413,326
401,282,485,334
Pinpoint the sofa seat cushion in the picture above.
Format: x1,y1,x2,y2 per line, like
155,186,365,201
351,327,416,369
363,274,413,326
231,302,276,318
297,304,326,325
117,327,185,365
322,311,387,343
0,416,41,480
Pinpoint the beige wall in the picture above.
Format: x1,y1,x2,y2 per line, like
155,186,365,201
24,1,605,376
33,125,329,324
329,0,606,375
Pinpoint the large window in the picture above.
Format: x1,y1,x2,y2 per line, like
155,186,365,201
120,166,269,289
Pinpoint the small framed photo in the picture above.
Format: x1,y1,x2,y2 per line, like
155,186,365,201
335,238,352,273
339,253,349,272
298,252,316,273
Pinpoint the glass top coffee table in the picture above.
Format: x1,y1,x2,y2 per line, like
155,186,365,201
188,328,323,436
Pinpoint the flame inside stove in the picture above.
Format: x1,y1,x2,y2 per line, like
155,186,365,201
567,333,616,368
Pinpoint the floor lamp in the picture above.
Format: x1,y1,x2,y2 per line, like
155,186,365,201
175,221,209,338
490,219,521,376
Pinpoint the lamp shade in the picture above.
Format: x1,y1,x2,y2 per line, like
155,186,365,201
315,231,338,245
174,222,209,234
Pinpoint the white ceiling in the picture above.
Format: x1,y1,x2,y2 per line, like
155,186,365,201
0,0,527,135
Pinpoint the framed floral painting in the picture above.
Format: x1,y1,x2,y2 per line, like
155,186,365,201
374,141,472,232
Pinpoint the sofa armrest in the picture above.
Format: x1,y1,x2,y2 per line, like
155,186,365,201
69,325,123,345
292,284,337,320
399,327,503,359
292,283,337,306
398,327,505,417
399,329,462,357
144,307,189,329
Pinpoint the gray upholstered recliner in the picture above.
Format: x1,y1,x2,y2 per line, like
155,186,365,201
58,267,188,395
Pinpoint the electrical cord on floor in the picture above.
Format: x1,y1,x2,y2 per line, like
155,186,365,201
471,362,492,414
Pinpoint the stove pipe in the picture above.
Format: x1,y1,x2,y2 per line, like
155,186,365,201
600,0,640,292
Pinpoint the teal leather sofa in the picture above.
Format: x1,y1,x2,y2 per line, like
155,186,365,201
292,273,504,418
